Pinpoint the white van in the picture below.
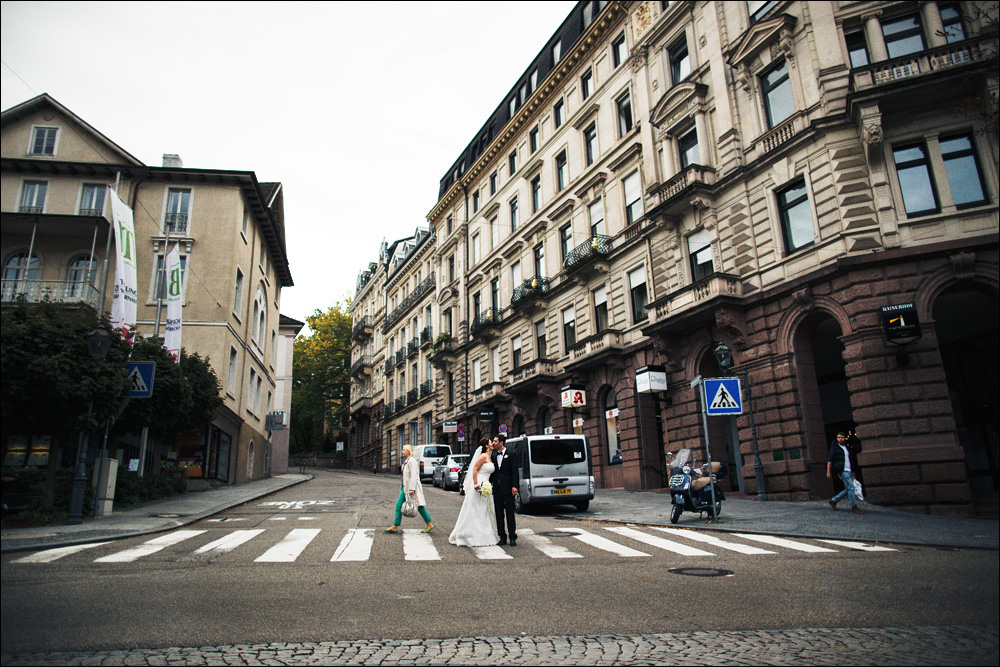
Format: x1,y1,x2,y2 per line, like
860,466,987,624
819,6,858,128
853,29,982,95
412,444,452,482
505,434,595,512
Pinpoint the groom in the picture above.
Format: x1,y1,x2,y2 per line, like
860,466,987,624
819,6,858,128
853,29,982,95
490,434,519,546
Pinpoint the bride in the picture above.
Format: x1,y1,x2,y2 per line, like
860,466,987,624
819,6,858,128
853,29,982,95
449,437,500,547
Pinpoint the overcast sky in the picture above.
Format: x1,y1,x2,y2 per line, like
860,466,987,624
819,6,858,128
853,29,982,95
1,0,578,327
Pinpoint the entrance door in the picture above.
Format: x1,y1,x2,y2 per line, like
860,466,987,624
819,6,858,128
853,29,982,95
934,286,999,505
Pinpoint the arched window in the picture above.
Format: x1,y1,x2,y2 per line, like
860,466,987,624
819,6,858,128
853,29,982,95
253,285,266,345
3,251,42,301
540,407,553,434
66,256,98,299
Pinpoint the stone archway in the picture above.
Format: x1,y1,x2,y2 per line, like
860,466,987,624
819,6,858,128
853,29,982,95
933,284,999,506
795,314,854,499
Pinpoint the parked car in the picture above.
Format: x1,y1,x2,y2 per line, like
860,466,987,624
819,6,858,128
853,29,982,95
412,444,452,482
432,454,469,490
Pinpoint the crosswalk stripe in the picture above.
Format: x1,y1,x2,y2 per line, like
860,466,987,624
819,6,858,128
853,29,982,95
193,530,265,555
518,529,583,559
471,545,513,560
606,526,715,556
560,527,651,557
733,533,838,553
651,528,777,554
13,542,112,563
817,539,897,552
254,529,321,562
94,531,206,563
403,529,441,560
332,529,374,561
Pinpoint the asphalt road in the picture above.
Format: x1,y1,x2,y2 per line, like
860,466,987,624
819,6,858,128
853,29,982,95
2,470,997,656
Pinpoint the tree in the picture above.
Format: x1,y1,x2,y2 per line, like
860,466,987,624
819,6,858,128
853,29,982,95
112,336,223,441
1,301,131,438
291,303,351,454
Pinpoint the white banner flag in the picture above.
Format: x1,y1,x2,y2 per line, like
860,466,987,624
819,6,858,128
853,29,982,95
108,187,138,337
164,244,182,363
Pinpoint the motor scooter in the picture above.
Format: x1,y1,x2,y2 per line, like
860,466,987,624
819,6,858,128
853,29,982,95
666,449,727,523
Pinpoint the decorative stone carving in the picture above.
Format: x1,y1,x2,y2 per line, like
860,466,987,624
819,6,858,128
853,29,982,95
633,2,653,38
791,287,813,308
736,63,751,92
862,121,883,145
949,251,976,280
629,47,648,73
714,308,747,349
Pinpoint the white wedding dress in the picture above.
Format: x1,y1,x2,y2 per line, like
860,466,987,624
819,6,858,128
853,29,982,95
448,448,499,547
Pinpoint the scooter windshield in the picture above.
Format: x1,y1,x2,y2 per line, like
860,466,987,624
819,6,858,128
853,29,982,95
671,448,691,468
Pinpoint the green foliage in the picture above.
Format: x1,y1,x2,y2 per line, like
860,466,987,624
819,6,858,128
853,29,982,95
1,301,130,436
113,466,187,508
113,337,223,439
291,303,351,454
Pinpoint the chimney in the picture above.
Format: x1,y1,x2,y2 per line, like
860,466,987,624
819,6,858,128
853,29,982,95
162,154,183,168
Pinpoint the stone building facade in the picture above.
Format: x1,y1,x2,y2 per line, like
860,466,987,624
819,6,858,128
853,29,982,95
349,0,998,513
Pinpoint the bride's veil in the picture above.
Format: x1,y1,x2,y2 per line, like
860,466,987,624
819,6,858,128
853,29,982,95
464,446,484,494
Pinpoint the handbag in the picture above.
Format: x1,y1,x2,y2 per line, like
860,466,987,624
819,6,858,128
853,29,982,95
853,478,864,501
401,497,418,518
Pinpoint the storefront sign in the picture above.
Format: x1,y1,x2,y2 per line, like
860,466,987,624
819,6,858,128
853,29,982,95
479,408,495,421
635,365,668,393
572,417,585,428
561,384,586,408
880,302,922,346
443,421,458,433
544,426,554,434
605,408,620,420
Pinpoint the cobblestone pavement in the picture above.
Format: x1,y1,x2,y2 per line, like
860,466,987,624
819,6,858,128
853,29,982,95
2,626,996,666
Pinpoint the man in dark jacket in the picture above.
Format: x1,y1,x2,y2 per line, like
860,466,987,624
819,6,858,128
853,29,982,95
827,431,863,514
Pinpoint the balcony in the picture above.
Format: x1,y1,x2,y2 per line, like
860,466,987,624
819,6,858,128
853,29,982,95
644,273,744,335
470,307,505,341
350,354,372,378
507,358,559,395
429,335,457,369
650,164,716,217
384,401,395,418
18,206,43,214
564,330,624,372
407,388,419,405
1,279,101,310
471,381,505,405
394,349,406,366
383,272,436,332
420,326,433,348
395,396,407,413
352,315,374,341
407,337,420,357
509,276,552,315
164,212,188,234
563,235,612,281
384,357,395,374
419,380,433,399
350,394,372,414
79,208,104,217
850,36,992,95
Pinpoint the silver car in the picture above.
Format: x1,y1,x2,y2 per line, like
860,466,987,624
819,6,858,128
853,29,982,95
432,454,469,491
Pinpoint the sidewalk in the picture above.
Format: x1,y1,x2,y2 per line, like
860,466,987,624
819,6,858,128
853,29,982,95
0,473,311,554
563,489,999,550
2,470,996,553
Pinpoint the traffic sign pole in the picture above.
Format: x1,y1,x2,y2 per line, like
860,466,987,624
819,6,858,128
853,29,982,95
696,378,719,522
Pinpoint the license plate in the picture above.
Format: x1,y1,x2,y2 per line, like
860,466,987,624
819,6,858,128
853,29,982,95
551,488,571,495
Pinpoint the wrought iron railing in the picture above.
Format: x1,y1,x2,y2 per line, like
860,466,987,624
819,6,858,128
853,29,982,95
79,208,104,217
419,380,433,399
350,355,372,376
1,279,101,309
420,326,433,345
164,212,188,233
352,315,372,339
407,338,419,357
470,307,505,337
510,276,551,308
563,235,612,272
383,272,436,332
407,388,419,404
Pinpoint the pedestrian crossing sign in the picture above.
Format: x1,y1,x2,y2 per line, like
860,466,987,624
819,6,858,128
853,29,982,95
704,378,742,415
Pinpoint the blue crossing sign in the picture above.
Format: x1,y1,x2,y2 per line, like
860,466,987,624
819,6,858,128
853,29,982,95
124,361,156,398
704,377,742,415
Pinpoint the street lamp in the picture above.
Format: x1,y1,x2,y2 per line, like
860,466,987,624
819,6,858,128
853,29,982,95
714,341,767,501
67,325,113,524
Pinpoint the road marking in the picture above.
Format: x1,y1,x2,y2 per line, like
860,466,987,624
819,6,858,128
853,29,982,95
606,526,715,556
193,530,265,555
94,531,206,563
254,529,321,562
332,529,374,562
402,529,441,561
471,545,513,560
268,517,288,521
733,534,838,553
518,529,583,559
818,539,897,552
560,527,651,557
651,528,777,555
13,542,112,563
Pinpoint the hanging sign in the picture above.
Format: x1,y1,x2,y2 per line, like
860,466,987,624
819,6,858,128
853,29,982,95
561,384,586,408
635,365,667,393
880,302,922,346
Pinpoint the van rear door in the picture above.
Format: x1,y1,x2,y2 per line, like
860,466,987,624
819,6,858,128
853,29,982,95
527,437,589,497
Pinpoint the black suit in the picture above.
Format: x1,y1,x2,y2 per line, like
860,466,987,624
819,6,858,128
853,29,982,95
491,447,519,543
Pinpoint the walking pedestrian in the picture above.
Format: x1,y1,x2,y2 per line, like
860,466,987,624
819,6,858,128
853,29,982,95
827,431,864,515
384,444,435,533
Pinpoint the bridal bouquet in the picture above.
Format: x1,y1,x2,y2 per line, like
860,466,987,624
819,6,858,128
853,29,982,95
479,481,493,497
